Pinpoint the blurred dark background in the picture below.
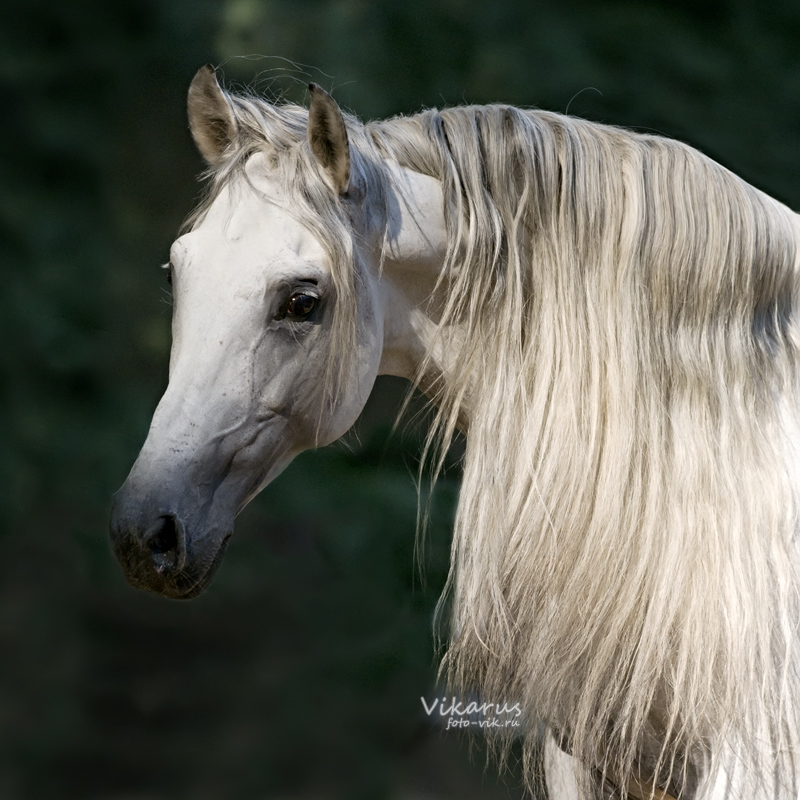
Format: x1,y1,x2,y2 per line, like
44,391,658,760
3,1,800,798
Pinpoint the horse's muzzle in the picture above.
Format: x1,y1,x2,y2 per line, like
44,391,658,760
109,487,232,599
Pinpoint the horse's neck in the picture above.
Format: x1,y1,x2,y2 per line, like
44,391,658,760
377,163,454,397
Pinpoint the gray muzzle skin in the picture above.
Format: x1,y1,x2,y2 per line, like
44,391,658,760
109,410,299,599
109,475,234,599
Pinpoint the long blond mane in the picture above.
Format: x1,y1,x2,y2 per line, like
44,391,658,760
373,106,800,797
195,88,800,796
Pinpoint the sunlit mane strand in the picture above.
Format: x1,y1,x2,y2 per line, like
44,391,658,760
187,88,800,796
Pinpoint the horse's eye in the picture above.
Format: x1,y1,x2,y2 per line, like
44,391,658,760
286,292,317,319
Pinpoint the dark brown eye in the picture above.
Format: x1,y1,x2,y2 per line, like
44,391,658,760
285,292,317,319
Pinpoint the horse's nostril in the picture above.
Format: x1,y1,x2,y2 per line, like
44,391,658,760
142,514,185,574
148,515,178,555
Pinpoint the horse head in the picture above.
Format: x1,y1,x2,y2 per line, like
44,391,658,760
109,68,388,598
109,66,800,795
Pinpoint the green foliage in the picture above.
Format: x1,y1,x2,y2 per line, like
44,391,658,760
3,0,800,797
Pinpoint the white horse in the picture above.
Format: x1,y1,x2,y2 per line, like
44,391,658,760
110,66,800,800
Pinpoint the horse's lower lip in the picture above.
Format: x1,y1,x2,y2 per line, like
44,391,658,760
130,558,223,600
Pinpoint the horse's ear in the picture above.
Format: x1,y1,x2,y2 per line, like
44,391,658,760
187,65,236,165
307,84,351,195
